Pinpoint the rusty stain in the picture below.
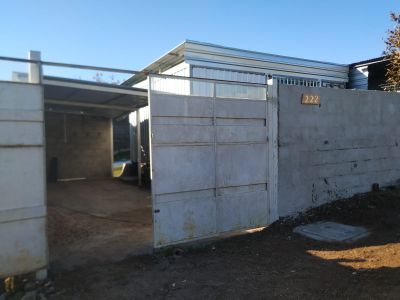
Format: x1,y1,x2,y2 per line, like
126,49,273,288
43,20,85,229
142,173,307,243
183,210,196,239
1,243,46,278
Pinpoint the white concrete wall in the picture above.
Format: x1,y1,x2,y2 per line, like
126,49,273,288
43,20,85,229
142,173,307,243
0,82,47,277
278,85,400,216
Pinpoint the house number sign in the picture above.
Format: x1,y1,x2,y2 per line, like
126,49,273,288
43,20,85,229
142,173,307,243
301,93,320,105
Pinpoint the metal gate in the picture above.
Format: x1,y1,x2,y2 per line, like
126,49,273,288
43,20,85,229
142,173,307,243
149,75,278,247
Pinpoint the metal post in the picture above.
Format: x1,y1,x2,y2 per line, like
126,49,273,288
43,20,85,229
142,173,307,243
129,112,137,163
213,81,217,198
110,118,114,177
28,51,42,84
267,79,279,222
136,109,142,186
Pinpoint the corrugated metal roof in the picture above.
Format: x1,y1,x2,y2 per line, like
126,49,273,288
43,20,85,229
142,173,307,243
44,76,147,118
124,40,350,86
350,56,389,68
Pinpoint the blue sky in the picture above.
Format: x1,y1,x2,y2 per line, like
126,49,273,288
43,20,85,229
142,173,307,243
0,0,399,71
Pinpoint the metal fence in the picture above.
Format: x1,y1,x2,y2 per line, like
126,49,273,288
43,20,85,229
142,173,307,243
274,75,321,87
0,53,142,85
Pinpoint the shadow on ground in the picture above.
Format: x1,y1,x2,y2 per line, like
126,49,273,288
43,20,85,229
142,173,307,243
48,187,400,299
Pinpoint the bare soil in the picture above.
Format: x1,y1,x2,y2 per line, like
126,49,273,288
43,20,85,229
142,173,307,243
47,179,153,271
48,187,400,299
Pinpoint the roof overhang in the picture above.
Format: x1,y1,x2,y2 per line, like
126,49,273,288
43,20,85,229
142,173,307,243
123,41,186,86
43,76,147,118
350,56,389,68
124,40,350,86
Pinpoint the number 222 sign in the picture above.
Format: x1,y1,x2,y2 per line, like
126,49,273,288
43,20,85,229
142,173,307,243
301,94,320,105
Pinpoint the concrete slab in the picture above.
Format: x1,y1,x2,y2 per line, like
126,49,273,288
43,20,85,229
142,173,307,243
293,221,369,242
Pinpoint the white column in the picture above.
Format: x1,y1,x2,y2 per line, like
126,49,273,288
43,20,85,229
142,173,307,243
28,50,42,84
129,112,137,163
110,118,114,176
136,109,142,186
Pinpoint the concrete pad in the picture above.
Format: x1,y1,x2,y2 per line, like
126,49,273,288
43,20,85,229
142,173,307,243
293,221,369,242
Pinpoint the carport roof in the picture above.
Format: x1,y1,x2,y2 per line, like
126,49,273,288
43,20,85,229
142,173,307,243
44,76,148,118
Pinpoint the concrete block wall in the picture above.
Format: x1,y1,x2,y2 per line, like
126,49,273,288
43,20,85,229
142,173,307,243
278,85,400,216
45,112,112,179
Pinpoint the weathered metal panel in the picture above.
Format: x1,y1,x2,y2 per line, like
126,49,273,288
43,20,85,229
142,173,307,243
217,190,268,232
153,196,216,247
348,67,368,90
149,75,277,247
215,98,266,119
0,82,47,277
192,66,266,84
217,143,268,187
150,94,213,117
151,145,215,195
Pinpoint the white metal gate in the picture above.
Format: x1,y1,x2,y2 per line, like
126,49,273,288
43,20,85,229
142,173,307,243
149,75,278,247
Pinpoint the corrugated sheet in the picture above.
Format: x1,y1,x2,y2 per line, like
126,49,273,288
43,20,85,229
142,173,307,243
348,67,368,89
139,106,150,163
192,66,266,84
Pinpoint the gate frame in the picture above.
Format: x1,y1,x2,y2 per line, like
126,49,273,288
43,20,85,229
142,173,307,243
267,79,279,222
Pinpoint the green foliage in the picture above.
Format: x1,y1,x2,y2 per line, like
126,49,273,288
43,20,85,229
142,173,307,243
384,12,400,90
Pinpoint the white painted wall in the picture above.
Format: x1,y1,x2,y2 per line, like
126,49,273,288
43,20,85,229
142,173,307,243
133,62,190,91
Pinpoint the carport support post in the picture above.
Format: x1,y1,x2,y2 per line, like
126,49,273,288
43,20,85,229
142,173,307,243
28,50,42,84
28,50,48,280
136,109,142,185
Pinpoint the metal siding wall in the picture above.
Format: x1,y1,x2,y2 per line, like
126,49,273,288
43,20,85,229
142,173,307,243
191,67,266,99
184,42,349,83
139,106,150,163
348,67,369,89
192,66,266,84
0,82,47,277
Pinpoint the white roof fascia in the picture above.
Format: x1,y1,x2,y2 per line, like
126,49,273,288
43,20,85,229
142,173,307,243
184,40,348,73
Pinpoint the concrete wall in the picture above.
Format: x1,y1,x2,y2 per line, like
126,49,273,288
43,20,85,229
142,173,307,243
0,81,47,277
278,85,400,216
45,112,112,180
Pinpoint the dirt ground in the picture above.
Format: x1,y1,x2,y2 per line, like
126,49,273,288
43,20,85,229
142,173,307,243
47,179,153,271
43,187,400,299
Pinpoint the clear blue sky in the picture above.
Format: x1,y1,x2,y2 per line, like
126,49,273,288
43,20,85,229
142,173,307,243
1,0,399,70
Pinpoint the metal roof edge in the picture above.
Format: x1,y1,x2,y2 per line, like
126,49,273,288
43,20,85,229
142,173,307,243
349,56,389,68
124,39,351,86
122,41,187,86
184,40,349,68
